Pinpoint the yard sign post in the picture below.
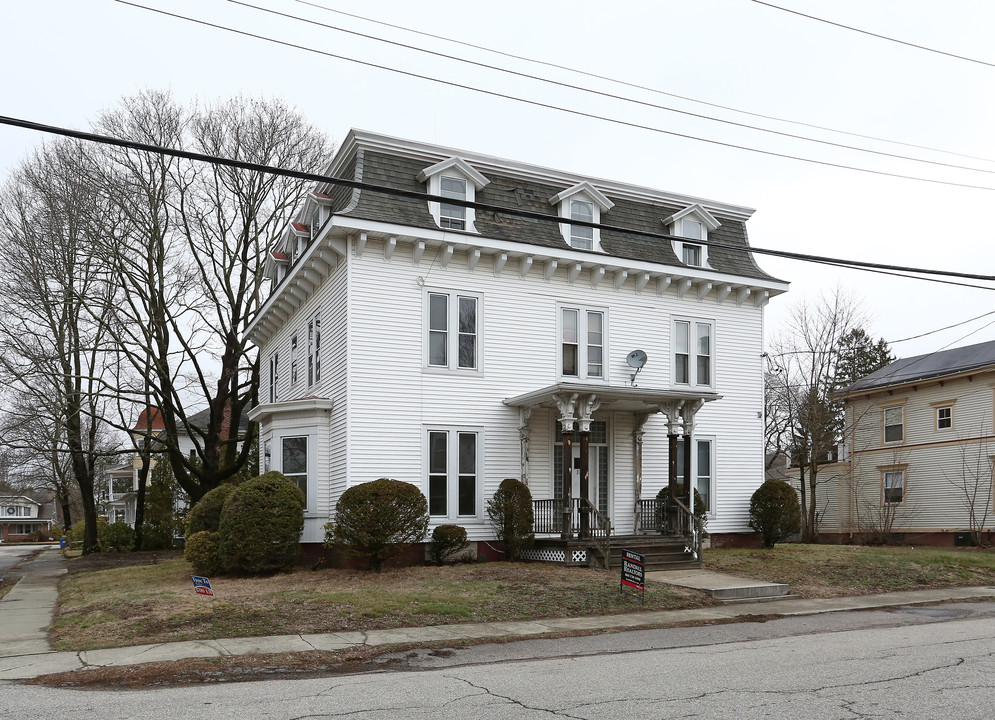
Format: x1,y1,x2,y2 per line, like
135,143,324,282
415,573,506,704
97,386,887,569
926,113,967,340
620,549,645,603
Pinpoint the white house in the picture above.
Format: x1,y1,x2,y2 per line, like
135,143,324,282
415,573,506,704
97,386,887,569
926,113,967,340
822,339,995,545
246,130,788,562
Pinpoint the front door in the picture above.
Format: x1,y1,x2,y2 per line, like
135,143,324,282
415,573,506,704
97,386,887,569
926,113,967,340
554,419,610,518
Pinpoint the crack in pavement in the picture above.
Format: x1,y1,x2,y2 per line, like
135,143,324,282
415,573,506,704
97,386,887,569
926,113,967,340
452,675,587,719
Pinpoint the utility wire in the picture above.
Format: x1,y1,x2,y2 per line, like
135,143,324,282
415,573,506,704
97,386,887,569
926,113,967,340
4,113,995,291
753,0,995,69
290,0,995,166
889,310,995,343
114,1,995,194
229,0,995,177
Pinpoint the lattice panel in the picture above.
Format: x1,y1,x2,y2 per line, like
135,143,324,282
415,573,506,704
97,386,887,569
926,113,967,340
521,548,566,563
571,549,588,564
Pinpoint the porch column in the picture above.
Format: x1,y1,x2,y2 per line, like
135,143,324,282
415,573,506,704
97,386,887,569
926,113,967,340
576,394,600,540
554,393,579,540
682,400,703,515
518,406,533,488
633,413,648,533
664,401,684,532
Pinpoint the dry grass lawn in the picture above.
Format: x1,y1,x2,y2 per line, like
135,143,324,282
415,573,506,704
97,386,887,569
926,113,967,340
52,556,712,651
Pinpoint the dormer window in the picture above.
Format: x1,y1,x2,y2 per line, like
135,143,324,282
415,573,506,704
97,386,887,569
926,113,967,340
310,206,322,239
440,176,467,230
550,181,614,253
665,204,721,269
417,157,489,233
570,200,594,250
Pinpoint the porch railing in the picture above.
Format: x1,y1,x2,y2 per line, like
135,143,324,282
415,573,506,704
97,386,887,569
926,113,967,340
635,497,702,561
532,498,613,568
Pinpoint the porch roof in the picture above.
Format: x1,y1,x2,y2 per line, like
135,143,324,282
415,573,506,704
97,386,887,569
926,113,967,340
503,382,721,413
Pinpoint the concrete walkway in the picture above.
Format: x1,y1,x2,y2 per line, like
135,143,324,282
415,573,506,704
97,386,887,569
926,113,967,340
2,547,995,681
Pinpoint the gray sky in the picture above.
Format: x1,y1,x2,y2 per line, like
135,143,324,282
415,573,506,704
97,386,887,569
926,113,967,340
3,0,993,359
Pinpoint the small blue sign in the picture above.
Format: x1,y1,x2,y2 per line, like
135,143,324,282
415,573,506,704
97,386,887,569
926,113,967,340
191,575,214,597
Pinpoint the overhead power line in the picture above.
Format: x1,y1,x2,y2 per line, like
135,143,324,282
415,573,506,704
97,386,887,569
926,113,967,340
3,113,994,293
227,0,995,177
114,0,995,194
289,0,995,166
753,1,995,69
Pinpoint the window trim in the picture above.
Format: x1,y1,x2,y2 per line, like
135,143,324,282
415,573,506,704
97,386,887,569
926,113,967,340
880,465,907,506
550,182,614,253
930,400,955,432
268,352,280,403
425,426,483,519
672,317,714,389
417,157,489,234
558,303,607,382
307,313,321,387
265,428,319,514
666,204,720,268
676,436,716,516
424,288,483,374
882,405,904,444
439,175,467,230
290,334,299,385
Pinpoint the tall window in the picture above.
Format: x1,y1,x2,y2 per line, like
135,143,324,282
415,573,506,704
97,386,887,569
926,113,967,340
883,470,904,505
561,307,604,380
281,436,308,505
682,243,702,267
268,353,279,403
310,206,321,238
428,429,478,517
569,199,594,250
676,438,714,513
308,315,321,387
440,176,467,230
674,319,712,387
883,406,903,443
290,334,299,384
428,292,478,371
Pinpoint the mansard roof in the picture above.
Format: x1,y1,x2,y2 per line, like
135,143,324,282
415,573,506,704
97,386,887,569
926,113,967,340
315,131,782,284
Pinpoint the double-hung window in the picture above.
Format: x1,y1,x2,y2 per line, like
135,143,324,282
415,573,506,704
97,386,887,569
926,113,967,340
936,406,952,431
569,200,594,250
427,429,479,517
307,314,321,387
883,469,904,505
310,207,322,239
560,306,604,380
427,291,479,371
883,406,903,443
673,319,712,387
281,436,308,505
268,353,279,403
676,438,715,513
440,176,467,230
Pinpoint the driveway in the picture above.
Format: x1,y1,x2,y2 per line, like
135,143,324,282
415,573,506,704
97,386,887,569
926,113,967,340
0,544,43,576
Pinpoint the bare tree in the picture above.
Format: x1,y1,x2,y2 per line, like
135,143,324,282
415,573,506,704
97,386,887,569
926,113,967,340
767,289,863,541
90,91,331,503
0,139,118,553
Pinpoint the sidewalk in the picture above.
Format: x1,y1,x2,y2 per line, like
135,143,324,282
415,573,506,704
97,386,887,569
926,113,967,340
3,547,995,681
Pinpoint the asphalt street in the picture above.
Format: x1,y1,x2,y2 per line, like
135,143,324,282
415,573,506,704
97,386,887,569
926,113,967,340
5,602,995,719
0,544,40,576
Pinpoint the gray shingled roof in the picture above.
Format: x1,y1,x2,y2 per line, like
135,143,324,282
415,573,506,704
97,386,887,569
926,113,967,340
331,149,780,283
843,338,995,395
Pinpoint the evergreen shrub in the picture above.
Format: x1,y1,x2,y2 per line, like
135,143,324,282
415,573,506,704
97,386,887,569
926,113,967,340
185,482,237,538
487,478,534,560
184,530,222,575
218,471,305,575
749,479,801,548
330,478,429,571
428,524,469,564
100,521,136,553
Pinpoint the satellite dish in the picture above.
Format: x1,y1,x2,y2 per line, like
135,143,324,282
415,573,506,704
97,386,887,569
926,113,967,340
626,349,648,369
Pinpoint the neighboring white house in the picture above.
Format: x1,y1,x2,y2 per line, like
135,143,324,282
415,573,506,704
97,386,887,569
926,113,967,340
818,339,995,545
0,495,55,541
246,129,788,553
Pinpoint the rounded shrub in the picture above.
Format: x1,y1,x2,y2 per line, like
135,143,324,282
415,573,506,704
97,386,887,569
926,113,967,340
100,521,136,553
656,485,708,535
66,517,109,548
749,479,801,548
331,478,429,571
48,525,64,541
217,471,305,575
186,483,238,538
184,530,222,575
487,478,534,560
428,524,469,564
